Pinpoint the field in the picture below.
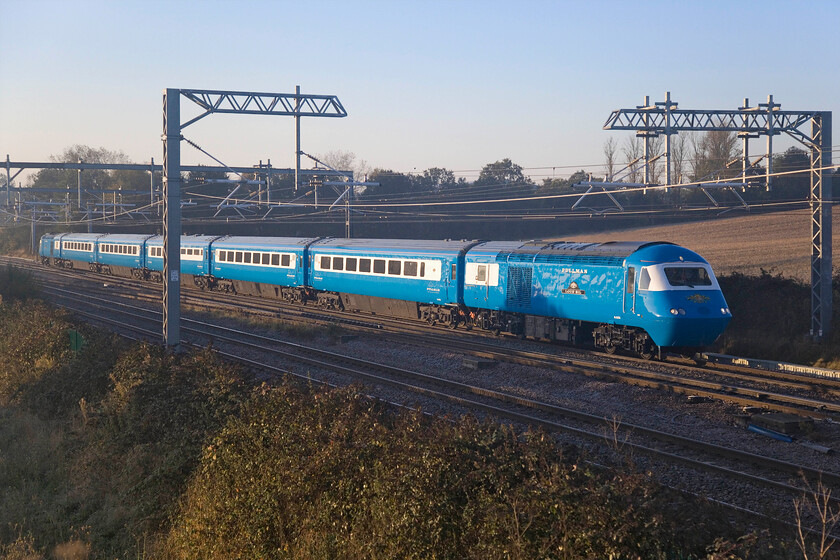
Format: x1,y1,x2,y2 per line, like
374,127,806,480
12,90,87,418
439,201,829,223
560,209,840,283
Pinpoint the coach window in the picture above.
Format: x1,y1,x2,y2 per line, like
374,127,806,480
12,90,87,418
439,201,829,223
388,260,401,275
373,259,386,274
451,264,457,281
262,253,270,265
321,256,331,269
476,265,487,283
333,257,344,271
271,254,280,266
234,251,243,263
359,258,372,273
280,254,290,267
404,261,418,277
345,257,357,272
420,262,426,277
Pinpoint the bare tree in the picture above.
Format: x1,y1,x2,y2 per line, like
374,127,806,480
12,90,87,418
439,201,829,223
647,135,665,185
691,127,741,181
623,135,643,184
318,150,370,180
670,133,690,185
603,137,618,181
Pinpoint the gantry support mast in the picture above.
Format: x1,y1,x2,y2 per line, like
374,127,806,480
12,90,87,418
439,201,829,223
162,87,347,348
604,94,833,340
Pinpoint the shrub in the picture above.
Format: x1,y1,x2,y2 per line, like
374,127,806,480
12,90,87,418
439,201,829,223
0,264,40,302
716,271,840,366
166,383,753,559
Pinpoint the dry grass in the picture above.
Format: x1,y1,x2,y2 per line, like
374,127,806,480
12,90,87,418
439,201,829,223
559,209,840,283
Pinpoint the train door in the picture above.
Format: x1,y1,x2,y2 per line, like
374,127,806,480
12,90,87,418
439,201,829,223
623,266,636,315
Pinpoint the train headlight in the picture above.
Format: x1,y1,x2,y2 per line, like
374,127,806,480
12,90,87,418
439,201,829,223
670,308,678,315
721,307,730,315
679,308,686,315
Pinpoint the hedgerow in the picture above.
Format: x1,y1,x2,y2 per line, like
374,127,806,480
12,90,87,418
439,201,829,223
165,383,765,559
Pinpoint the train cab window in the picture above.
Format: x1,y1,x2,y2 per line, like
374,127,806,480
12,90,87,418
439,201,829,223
281,254,290,267
359,258,372,273
345,257,357,272
388,260,401,275
404,261,418,277
333,257,344,271
664,267,711,287
235,251,243,263
638,269,651,290
321,256,331,269
626,267,635,294
373,259,386,274
262,253,270,265
476,265,487,283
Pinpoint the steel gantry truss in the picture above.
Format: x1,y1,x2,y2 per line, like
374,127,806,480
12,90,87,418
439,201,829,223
162,87,347,348
604,93,833,340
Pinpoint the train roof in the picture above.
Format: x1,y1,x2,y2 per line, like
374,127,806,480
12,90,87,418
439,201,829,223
213,236,322,249
54,233,105,241
96,234,156,243
469,240,672,258
312,238,479,254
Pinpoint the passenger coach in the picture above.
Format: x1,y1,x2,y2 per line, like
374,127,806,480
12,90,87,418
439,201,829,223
308,238,474,321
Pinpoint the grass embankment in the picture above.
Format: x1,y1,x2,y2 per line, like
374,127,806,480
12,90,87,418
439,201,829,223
716,271,840,368
0,267,807,558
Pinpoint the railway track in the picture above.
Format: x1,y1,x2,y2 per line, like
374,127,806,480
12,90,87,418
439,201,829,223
10,255,840,421
5,252,838,537
35,278,840,521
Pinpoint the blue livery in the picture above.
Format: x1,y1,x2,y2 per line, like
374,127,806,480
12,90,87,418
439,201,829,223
39,232,731,357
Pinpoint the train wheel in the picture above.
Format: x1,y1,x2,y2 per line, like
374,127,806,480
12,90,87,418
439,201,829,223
639,347,655,360
603,343,618,355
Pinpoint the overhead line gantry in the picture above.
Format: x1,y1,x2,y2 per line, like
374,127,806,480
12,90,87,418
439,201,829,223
162,86,347,348
603,93,832,340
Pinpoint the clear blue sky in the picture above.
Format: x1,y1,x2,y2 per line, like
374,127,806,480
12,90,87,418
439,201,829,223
1,0,837,184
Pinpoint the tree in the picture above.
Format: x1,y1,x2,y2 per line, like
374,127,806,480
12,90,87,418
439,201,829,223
418,167,458,192
474,158,531,187
690,128,741,181
318,150,370,180
603,138,618,181
623,136,643,184
670,133,690,185
646,135,665,185
770,146,810,200
363,169,416,198
28,145,136,204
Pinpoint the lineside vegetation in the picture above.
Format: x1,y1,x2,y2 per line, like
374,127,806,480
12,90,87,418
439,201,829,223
0,293,800,558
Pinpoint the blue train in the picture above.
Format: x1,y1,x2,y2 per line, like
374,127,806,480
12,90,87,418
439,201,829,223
39,232,731,358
